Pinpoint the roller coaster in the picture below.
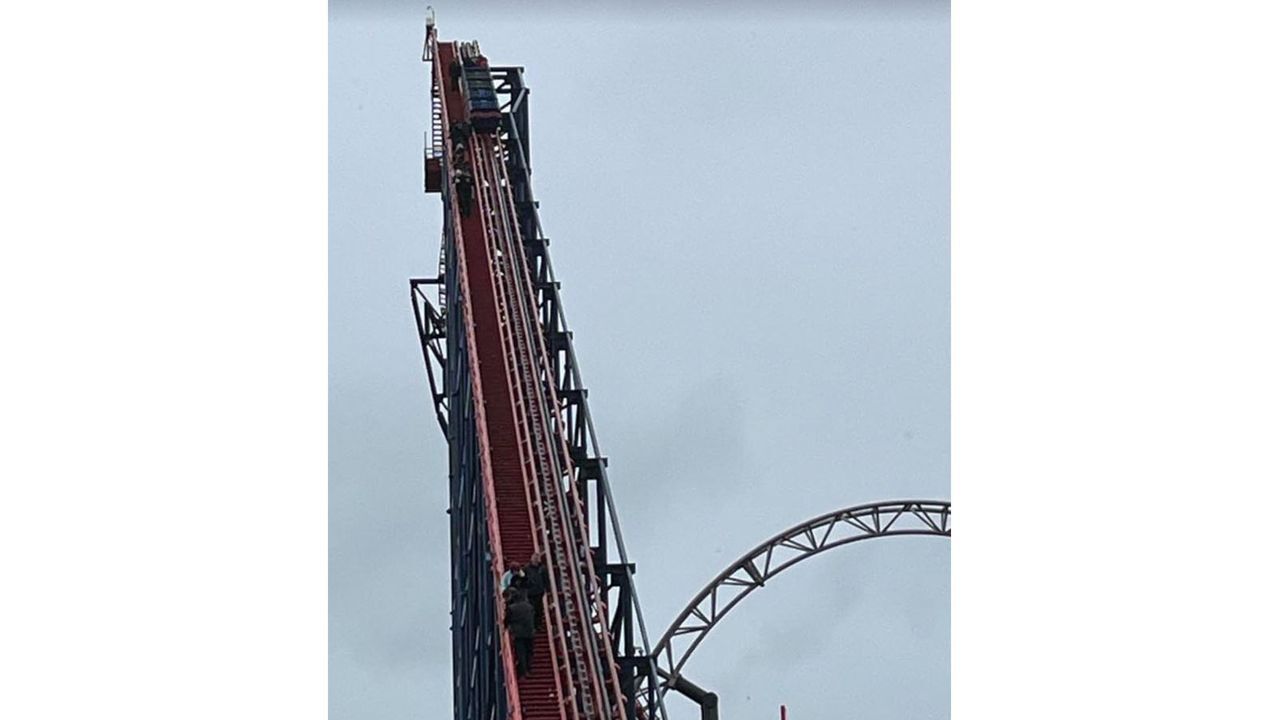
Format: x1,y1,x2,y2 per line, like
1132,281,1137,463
410,15,949,720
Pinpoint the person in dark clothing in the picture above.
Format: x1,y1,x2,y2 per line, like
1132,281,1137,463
449,58,462,91
505,591,536,677
523,552,548,631
450,121,471,157
452,165,474,217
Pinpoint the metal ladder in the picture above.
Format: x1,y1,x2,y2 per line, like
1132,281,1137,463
430,72,444,161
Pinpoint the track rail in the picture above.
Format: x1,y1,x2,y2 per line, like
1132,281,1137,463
641,500,951,704
424,25,632,720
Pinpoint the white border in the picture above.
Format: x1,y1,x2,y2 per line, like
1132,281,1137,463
955,2,1280,718
5,1,1280,717
2,1,326,717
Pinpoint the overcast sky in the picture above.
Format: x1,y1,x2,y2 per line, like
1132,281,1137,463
330,2,949,718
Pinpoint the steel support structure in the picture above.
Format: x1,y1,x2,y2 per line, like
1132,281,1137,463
640,500,952,705
412,20,668,720
487,62,670,720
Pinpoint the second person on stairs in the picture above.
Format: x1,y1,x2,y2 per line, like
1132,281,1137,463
505,589,536,678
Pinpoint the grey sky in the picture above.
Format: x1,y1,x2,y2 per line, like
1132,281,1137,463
330,2,949,718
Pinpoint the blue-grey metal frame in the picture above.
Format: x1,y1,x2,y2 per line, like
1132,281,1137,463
412,185,513,720
412,62,671,720
490,65,669,720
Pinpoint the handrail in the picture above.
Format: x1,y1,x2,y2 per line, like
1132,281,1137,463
499,105,670,720
489,137,630,718
425,30,670,719
475,135,586,718
425,28,526,719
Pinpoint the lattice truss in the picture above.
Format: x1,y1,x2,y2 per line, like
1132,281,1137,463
412,48,672,718
413,22,951,720
410,268,448,437
646,500,951,701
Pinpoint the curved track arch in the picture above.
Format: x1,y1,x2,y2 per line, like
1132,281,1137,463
645,499,950,701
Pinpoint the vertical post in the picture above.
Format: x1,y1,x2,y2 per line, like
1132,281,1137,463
781,704,787,720
701,694,718,720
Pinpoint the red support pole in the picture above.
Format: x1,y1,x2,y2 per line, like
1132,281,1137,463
780,705,787,720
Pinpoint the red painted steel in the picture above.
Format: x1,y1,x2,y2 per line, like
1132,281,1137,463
486,143,630,716
430,25,631,719
432,36,532,720
433,30,635,719
475,145,619,719
474,150,581,718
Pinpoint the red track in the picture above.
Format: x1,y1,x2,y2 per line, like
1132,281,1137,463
431,35,627,720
